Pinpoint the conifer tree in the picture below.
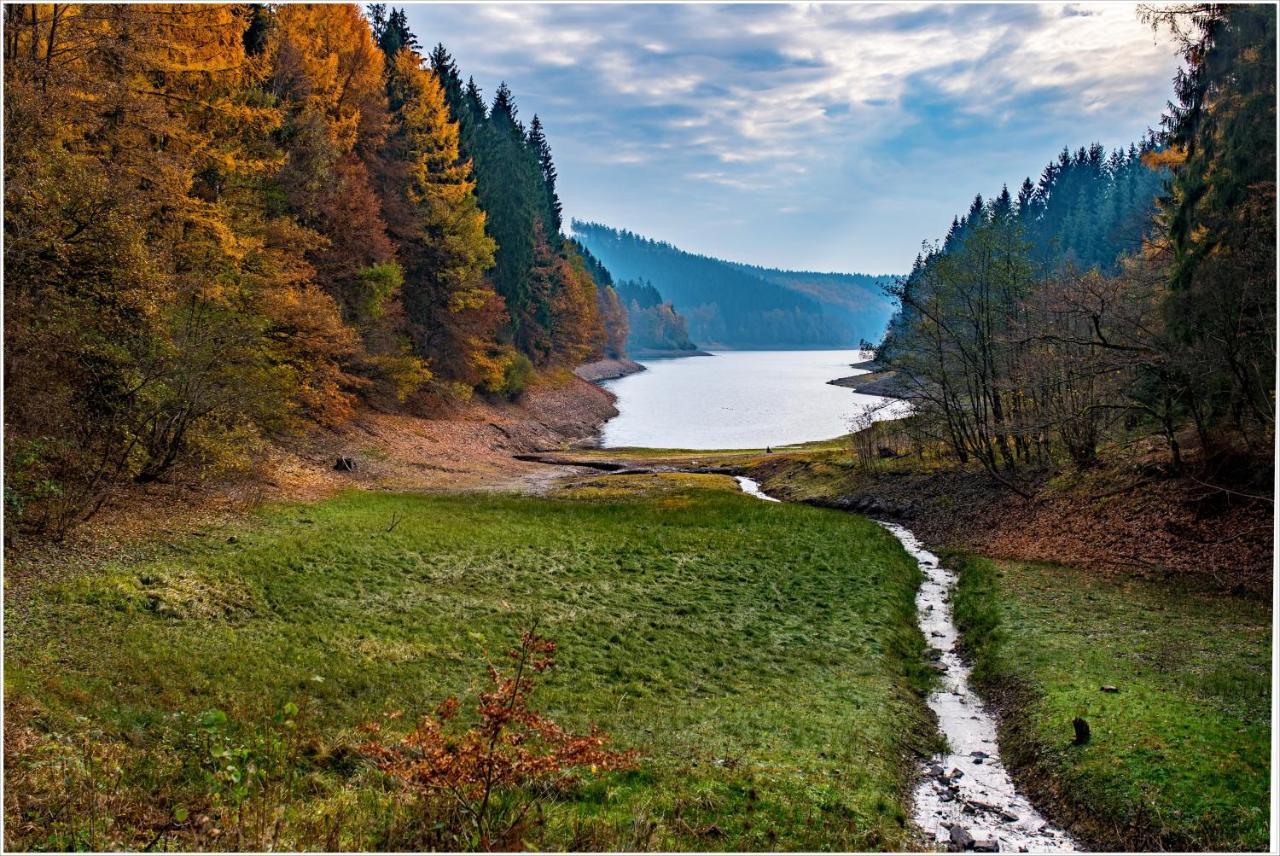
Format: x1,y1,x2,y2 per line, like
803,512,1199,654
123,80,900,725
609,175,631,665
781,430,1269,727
381,49,499,386
527,115,563,234
1144,2,1276,429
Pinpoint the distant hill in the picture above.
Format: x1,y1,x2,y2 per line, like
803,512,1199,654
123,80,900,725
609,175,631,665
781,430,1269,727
728,263,899,345
572,220,899,349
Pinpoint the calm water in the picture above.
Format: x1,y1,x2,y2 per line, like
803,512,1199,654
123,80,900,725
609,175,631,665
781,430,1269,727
599,349,907,449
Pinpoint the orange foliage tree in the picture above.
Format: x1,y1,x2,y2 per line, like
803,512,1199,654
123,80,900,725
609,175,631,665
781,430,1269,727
359,629,637,850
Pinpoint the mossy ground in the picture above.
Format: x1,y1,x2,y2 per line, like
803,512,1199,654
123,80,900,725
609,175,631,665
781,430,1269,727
5,473,936,851
951,554,1271,851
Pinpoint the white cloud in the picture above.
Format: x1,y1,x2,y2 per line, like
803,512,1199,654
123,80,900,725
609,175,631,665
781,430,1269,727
404,2,1184,270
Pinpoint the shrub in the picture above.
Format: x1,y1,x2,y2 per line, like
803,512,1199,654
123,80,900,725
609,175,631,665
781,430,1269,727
359,629,637,850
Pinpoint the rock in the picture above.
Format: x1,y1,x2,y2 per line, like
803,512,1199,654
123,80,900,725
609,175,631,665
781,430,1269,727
973,837,1000,852
949,767,965,780
226,535,238,544
1073,716,1091,745
948,824,975,851
334,456,357,472
1100,685,1119,693
970,750,989,759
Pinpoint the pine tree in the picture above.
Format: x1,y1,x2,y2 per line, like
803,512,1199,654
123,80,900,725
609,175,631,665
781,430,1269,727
1145,2,1276,429
375,6,418,60
472,81,543,345
527,115,563,234
428,42,479,158
380,49,499,385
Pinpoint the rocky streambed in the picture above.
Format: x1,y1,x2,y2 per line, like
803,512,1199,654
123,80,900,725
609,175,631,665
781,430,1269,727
734,477,1075,853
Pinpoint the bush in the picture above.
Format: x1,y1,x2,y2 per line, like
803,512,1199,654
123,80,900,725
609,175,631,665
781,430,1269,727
359,629,636,850
497,353,535,399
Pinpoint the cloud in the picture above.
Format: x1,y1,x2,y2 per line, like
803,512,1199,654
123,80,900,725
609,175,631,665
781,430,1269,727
404,3,1182,272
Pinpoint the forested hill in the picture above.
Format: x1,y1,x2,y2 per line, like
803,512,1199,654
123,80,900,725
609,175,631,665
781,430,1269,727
4,3,630,537
728,264,898,345
572,221,896,348
878,3,1274,490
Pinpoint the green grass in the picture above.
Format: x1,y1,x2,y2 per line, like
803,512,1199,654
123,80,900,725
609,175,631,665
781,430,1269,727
951,554,1271,851
6,474,935,851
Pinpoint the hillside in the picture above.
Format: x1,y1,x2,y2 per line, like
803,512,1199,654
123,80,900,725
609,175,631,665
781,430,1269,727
572,221,898,348
730,263,899,345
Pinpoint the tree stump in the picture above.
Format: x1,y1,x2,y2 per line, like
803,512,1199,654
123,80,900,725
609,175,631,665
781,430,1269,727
1072,716,1091,745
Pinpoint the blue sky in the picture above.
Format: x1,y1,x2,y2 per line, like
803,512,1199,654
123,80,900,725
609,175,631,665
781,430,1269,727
403,2,1183,274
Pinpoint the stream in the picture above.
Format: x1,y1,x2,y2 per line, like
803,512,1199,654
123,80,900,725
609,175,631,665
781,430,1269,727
734,477,1076,853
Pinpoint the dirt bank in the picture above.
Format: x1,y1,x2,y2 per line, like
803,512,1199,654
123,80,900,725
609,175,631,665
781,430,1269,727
7,377,618,580
828,370,910,398
573,357,645,382
747,455,1273,597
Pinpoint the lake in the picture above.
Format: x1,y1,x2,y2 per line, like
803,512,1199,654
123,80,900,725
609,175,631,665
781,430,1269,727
599,349,907,450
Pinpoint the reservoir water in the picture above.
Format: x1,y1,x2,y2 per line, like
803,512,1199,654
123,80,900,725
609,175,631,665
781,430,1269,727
599,349,908,449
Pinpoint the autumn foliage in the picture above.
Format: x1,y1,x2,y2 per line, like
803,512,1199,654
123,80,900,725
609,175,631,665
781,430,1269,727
4,4,626,536
359,630,637,850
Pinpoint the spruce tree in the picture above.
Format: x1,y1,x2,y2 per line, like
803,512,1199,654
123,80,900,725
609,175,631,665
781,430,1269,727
381,48,498,383
527,115,563,234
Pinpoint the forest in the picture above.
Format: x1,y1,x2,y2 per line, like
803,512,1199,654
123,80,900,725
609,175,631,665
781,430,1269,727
572,220,893,348
3,3,629,537
614,280,698,353
877,2,1274,494
728,264,898,346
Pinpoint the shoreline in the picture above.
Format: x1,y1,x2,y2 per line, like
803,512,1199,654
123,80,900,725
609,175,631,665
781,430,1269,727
629,347,714,359
827,369,911,399
573,356,646,382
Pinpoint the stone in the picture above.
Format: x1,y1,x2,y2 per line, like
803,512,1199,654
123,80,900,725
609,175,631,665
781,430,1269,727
334,455,357,472
226,535,237,544
973,837,1000,852
1100,685,1119,693
948,824,975,851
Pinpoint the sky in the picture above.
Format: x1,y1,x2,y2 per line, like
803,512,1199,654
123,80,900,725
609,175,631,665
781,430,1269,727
403,2,1184,275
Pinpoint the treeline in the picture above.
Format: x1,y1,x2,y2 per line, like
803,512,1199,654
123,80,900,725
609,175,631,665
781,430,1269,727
4,3,626,535
568,241,691,353
573,220,858,348
728,264,898,345
878,3,1275,490
615,280,698,352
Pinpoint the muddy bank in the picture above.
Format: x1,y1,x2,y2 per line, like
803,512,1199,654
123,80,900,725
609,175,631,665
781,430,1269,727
828,369,910,399
574,357,646,382
629,347,713,359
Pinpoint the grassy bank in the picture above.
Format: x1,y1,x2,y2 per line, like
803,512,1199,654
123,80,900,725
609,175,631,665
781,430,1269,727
950,554,1271,851
6,474,935,851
